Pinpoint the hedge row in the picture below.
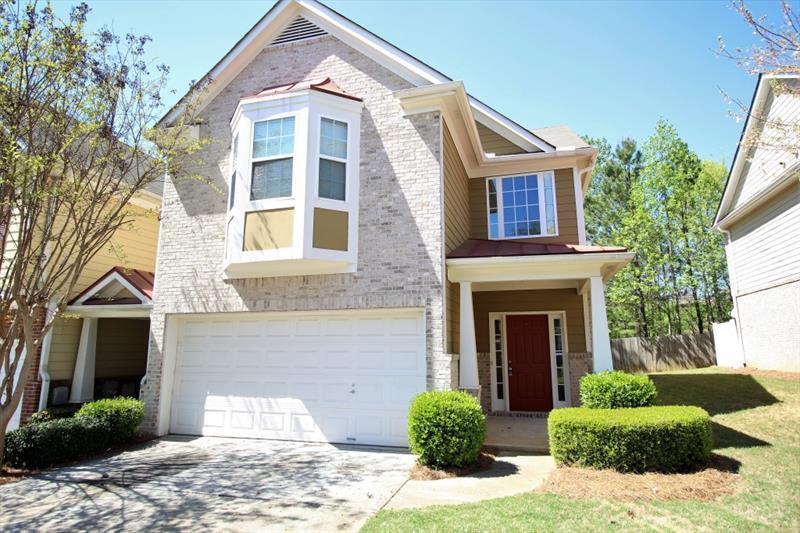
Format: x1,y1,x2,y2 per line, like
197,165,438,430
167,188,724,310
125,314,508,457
4,397,144,469
548,405,712,473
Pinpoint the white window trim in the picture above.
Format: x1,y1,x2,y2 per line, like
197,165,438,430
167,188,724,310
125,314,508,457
485,171,559,240
488,310,571,412
316,115,350,204
248,112,299,204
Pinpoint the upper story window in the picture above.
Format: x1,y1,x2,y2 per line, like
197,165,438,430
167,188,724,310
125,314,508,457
319,118,348,201
251,116,295,200
486,172,557,239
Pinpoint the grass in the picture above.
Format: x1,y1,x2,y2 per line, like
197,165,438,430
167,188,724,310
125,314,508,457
362,368,800,532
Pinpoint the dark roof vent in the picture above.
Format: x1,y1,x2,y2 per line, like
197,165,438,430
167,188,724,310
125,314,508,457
270,16,327,46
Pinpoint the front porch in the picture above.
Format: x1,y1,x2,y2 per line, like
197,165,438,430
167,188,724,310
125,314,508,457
486,413,549,452
447,240,634,420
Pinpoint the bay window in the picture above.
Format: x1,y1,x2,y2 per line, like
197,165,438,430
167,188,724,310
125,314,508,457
224,79,362,278
486,171,558,239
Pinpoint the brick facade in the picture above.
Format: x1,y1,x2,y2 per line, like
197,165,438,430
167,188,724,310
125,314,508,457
14,306,47,424
141,36,448,432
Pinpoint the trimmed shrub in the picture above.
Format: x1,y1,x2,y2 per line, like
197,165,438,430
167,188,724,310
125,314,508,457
4,418,110,469
30,404,81,424
408,390,486,469
76,397,144,445
580,371,657,409
548,406,712,473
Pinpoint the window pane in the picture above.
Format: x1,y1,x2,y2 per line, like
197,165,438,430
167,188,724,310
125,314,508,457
229,172,236,209
544,173,556,234
496,367,503,383
494,319,501,335
558,385,565,402
253,117,295,158
497,383,504,400
320,118,347,159
251,158,293,199
496,174,543,238
319,158,346,200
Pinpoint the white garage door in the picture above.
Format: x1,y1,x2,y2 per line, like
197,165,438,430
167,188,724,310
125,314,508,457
169,309,426,446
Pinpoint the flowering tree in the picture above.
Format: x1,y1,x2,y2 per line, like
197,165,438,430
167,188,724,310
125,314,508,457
0,1,203,464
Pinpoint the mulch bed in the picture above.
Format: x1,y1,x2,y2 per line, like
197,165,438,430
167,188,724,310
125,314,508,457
535,455,741,502
410,447,499,480
0,466,36,486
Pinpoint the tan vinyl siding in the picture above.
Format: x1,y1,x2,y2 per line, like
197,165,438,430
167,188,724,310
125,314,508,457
94,318,149,379
72,206,159,299
476,122,527,156
470,168,579,244
443,123,471,354
47,316,83,381
729,182,800,295
473,289,586,354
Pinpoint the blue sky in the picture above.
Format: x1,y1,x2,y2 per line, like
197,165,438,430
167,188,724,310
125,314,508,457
51,0,783,163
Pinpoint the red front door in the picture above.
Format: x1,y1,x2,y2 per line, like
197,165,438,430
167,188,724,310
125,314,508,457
506,314,553,411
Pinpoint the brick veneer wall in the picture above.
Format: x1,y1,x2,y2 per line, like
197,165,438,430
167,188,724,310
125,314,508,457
568,352,593,406
141,36,447,433
11,307,47,423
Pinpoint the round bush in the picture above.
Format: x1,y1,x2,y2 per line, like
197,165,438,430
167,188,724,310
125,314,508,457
408,390,486,469
75,397,144,445
580,371,657,409
548,406,712,473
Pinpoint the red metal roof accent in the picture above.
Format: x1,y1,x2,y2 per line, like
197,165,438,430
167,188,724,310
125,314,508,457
241,77,363,102
447,239,628,259
68,266,155,305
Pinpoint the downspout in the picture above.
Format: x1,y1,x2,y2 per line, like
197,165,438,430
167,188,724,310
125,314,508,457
719,227,747,367
37,300,57,410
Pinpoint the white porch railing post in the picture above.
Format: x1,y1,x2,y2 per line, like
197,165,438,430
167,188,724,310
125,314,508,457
70,317,98,403
458,281,480,391
589,276,614,372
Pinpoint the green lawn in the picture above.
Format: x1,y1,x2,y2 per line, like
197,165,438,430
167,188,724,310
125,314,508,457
363,368,800,532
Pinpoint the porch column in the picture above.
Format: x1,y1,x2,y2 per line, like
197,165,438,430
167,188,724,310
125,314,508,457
589,276,614,372
458,281,480,391
70,317,98,403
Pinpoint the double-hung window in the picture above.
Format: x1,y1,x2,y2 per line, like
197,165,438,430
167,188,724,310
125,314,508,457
251,116,295,200
318,117,348,201
486,172,557,239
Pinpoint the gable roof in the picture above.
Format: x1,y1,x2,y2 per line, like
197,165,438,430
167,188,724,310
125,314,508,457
69,266,155,306
160,0,554,154
715,74,800,228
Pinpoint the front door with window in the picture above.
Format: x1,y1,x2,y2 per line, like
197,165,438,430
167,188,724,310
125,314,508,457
506,314,553,411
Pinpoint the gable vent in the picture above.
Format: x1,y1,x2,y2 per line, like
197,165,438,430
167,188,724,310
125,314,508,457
270,16,328,46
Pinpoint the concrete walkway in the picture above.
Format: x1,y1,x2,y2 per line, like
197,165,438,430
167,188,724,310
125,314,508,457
485,415,550,452
385,452,555,509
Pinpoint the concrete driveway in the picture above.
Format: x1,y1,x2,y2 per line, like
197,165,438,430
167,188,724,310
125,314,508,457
0,436,414,532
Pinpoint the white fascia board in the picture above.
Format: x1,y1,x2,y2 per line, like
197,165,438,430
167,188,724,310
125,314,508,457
129,189,162,210
715,76,772,225
65,304,152,318
164,0,551,157
714,162,800,230
446,252,634,283
73,271,152,306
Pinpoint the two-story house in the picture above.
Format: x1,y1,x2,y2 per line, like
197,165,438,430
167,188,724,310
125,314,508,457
714,74,800,372
142,0,633,447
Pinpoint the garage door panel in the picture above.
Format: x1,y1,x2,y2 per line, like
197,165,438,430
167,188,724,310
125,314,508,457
170,310,425,446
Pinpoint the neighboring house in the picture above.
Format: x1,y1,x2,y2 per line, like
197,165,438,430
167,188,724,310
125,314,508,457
4,188,162,430
143,0,633,447
714,74,800,372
